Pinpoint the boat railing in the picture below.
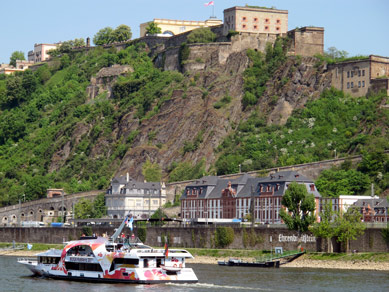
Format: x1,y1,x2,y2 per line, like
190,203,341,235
17,257,37,263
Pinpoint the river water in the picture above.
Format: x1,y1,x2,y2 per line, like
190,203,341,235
1,256,388,292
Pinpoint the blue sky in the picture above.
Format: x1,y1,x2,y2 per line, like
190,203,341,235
1,0,388,64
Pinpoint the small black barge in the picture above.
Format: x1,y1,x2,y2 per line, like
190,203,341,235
218,258,280,268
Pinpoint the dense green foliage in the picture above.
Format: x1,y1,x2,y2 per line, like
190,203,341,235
280,182,316,234
187,28,216,44
214,226,234,248
74,193,106,219
216,87,388,176
242,38,289,108
137,226,147,242
142,159,162,182
335,206,366,252
0,43,185,206
145,22,162,35
93,25,132,45
9,51,25,67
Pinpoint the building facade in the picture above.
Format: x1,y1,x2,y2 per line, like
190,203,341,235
328,55,389,97
223,6,288,36
0,60,35,75
105,173,166,219
28,43,58,63
140,18,222,37
181,171,321,224
287,26,324,56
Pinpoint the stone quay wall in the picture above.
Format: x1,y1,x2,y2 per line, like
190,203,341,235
1,226,388,253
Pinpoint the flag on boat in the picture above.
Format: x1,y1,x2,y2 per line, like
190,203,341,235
204,1,214,6
164,243,169,258
127,216,134,231
27,243,33,250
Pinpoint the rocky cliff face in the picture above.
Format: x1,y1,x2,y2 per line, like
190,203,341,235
49,43,332,181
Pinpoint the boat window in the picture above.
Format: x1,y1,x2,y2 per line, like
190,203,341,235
109,258,139,272
65,262,103,272
39,256,61,264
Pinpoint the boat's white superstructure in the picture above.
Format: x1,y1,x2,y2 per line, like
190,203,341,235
18,216,198,284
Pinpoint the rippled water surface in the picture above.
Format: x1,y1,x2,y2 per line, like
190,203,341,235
1,256,388,292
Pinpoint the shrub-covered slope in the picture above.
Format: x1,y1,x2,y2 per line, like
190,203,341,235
0,40,388,206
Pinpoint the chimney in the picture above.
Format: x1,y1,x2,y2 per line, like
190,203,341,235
86,37,90,47
126,172,129,182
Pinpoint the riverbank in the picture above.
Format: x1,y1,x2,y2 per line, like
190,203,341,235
2,249,388,272
187,255,389,271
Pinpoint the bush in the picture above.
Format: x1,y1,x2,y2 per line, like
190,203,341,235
215,226,234,248
137,227,147,243
187,28,216,44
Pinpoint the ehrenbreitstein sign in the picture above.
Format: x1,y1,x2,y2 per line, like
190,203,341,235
278,234,316,243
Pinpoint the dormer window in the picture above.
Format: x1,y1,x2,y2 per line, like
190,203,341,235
310,184,315,191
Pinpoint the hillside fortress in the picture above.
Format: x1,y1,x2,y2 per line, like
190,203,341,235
134,5,387,96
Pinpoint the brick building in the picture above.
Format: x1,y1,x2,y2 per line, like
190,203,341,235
180,171,321,223
223,6,288,36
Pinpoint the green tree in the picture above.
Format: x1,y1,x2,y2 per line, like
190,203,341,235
215,226,234,248
74,198,94,219
280,182,316,240
187,27,216,44
325,46,349,60
93,27,114,45
310,201,336,252
93,193,107,218
142,159,162,182
112,24,132,42
334,206,365,253
145,22,162,35
316,168,371,197
9,51,25,67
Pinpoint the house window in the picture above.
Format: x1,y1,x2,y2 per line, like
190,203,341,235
358,70,361,77
310,184,315,191
362,81,365,87
276,19,281,24
362,70,365,76
242,24,247,29
351,82,354,88
347,71,350,78
351,71,354,77
358,81,361,88
276,27,280,31
265,18,270,24
264,26,269,31
347,82,350,89
254,17,258,22
254,25,258,30
242,17,247,21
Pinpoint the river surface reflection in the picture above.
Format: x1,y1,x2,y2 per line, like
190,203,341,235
1,257,388,292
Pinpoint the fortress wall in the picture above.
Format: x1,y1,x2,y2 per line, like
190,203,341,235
1,226,387,252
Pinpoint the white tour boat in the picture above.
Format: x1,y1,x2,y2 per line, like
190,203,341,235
18,216,198,284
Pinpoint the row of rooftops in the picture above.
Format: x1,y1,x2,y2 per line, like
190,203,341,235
108,174,164,193
181,171,321,200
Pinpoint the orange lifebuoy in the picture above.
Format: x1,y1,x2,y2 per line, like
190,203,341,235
173,264,177,268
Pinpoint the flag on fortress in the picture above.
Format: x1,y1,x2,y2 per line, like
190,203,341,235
204,1,214,6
